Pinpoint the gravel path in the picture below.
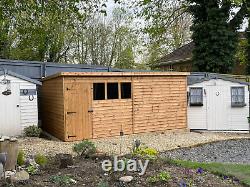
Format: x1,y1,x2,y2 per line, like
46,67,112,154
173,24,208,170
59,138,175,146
18,131,250,157
161,139,250,164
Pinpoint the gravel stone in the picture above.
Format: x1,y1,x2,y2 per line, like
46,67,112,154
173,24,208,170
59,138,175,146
18,131,250,157
161,139,250,164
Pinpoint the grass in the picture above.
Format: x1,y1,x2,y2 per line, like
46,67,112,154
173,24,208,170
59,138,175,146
168,159,250,186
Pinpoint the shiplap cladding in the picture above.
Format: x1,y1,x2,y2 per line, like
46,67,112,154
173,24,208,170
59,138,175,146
41,72,189,141
188,79,249,131
0,75,38,136
41,77,65,140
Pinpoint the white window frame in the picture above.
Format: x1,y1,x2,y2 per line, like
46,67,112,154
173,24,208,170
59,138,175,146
189,87,203,106
231,87,246,107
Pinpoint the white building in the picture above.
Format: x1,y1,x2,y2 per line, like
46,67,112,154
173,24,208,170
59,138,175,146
188,73,249,131
0,69,41,136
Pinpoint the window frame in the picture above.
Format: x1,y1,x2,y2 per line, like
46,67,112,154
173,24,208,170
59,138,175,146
93,82,106,100
120,82,132,99
231,86,246,107
189,87,203,106
107,82,119,100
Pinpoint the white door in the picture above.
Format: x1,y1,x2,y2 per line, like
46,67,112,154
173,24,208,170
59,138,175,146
207,86,228,130
0,83,21,136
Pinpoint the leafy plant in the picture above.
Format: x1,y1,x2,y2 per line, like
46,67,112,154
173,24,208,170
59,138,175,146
34,153,47,167
132,146,158,159
27,164,38,175
98,181,109,187
147,171,171,183
49,175,76,186
17,150,25,166
72,140,96,158
24,125,42,137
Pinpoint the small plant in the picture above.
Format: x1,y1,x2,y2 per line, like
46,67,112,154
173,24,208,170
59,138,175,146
98,181,109,187
27,164,38,175
132,146,158,159
72,140,96,158
34,153,47,167
147,171,171,183
50,175,76,186
17,150,25,166
24,125,42,137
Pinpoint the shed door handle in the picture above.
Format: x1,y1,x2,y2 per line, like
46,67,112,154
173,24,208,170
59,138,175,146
67,112,76,114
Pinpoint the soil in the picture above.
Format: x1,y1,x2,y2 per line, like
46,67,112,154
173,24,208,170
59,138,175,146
0,155,242,187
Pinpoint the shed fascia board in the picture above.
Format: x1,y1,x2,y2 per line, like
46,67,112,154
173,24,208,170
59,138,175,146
0,70,42,85
188,77,249,86
42,72,190,81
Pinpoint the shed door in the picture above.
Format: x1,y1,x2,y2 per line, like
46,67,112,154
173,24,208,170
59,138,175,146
0,83,21,136
65,83,92,141
207,86,228,130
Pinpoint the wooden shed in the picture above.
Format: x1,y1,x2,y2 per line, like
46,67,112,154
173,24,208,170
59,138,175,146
41,72,189,141
0,69,41,136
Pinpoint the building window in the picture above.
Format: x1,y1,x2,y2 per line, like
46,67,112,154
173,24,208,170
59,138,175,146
107,83,119,99
121,82,131,99
231,87,245,107
93,83,105,100
189,87,203,106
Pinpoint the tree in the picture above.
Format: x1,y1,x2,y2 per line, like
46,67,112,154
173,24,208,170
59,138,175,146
188,0,249,73
136,0,192,67
246,13,250,74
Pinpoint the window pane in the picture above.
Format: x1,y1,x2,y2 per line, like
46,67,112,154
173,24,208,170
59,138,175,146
121,82,131,99
231,87,245,106
93,83,105,100
190,88,203,105
107,83,118,99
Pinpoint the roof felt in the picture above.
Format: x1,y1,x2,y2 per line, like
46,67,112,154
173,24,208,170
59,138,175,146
43,71,190,81
0,70,42,85
188,72,249,86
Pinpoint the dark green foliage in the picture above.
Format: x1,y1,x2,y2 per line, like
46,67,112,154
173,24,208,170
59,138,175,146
246,25,250,75
49,175,76,186
34,154,48,167
17,150,25,166
72,140,96,158
188,0,247,73
24,125,42,137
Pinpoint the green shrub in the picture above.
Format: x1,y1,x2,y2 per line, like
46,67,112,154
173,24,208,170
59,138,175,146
24,125,42,137
98,181,109,187
34,153,47,167
50,175,76,186
147,171,171,183
72,140,96,158
17,150,25,166
132,146,158,159
27,164,38,175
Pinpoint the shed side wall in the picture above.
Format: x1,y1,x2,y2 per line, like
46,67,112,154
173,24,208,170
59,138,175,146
41,77,65,140
133,76,187,133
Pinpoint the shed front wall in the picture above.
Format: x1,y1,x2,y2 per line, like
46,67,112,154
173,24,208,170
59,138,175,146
0,75,38,136
64,75,187,139
188,79,249,131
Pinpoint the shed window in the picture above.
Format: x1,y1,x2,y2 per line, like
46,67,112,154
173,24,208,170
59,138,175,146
107,83,119,99
121,82,131,99
189,87,203,106
231,87,245,107
93,83,105,100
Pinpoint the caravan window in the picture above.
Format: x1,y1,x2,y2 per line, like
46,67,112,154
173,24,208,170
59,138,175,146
189,87,203,106
231,87,245,107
